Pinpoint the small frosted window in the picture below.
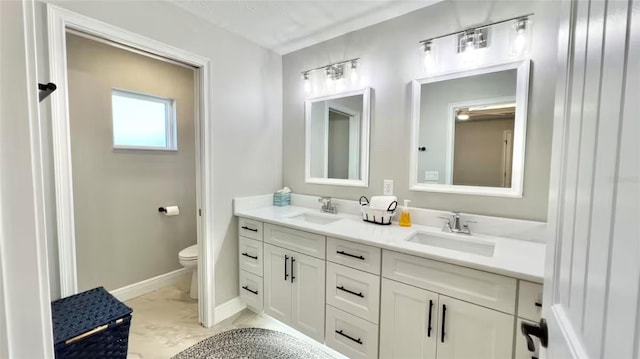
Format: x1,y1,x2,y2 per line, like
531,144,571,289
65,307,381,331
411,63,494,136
111,89,176,150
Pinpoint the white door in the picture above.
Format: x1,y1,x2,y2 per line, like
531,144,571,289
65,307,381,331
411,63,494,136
379,279,438,359
291,252,325,342
540,0,639,357
263,244,291,324
437,296,513,359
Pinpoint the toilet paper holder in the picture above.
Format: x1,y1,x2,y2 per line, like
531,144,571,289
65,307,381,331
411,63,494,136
159,206,180,216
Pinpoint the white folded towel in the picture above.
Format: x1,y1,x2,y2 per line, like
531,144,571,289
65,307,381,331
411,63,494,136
369,195,397,210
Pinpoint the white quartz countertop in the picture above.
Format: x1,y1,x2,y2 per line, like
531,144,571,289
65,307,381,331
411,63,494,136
234,205,545,283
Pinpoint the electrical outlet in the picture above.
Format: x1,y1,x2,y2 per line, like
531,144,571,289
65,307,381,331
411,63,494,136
383,180,394,195
425,171,439,182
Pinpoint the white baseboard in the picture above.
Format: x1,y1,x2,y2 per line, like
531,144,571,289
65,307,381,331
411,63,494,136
214,296,245,324
111,268,190,302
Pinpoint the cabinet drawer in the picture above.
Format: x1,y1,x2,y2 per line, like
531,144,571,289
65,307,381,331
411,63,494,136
325,305,379,359
264,223,326,259
239,270,263,311
382,250,517,314
327,237,381,275
239,236,263,276
518,281,543,322
326,262,380,323
238,217,263,241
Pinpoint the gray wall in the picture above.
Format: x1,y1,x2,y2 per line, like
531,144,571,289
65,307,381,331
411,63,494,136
419,69,516,184
35,1,283,304
283,0,560,221
66,33,197,291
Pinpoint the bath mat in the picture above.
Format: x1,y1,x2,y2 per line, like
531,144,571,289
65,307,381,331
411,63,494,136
172,328,337,359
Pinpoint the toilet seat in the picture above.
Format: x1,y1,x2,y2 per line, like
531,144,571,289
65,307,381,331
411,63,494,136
179,244,198,261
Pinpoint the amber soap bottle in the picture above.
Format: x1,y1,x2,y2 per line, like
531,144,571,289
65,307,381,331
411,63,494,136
399,199,412,227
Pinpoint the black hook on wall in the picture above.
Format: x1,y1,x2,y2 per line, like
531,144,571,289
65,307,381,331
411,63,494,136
38,83,57,102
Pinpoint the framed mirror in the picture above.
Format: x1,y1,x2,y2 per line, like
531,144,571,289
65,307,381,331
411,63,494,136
305,88,371,187
410,60,530,197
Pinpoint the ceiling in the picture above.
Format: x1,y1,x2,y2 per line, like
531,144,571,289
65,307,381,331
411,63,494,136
171,0,443,54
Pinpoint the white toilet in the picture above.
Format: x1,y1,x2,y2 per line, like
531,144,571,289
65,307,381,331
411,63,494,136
178,244,198,299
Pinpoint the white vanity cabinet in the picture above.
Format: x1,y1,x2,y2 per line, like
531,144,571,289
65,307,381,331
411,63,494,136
238,219,264,311
237,215,543,359
380,250,518,359
262,224,326,342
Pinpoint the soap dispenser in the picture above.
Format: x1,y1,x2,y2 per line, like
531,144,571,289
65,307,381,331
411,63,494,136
399,200,412,227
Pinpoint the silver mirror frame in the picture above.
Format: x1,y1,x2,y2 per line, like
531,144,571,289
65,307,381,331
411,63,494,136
409,60,530,198
305,88,371,187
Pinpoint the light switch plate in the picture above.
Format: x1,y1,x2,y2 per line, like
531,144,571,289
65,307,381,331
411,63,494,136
425,171,439,181
383,180,394,195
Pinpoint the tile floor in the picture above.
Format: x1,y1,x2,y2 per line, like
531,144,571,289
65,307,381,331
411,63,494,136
125,277,345,358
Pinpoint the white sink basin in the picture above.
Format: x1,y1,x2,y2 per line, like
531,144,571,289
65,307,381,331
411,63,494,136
406,232,495,257
288,212,343,225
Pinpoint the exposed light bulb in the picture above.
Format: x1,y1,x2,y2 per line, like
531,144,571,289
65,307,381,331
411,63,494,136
514,33,526,53
511,18,529,57
350,60,359,83
302,72,311,94
460,31,477,66
457,113,470,121
422,41,434,72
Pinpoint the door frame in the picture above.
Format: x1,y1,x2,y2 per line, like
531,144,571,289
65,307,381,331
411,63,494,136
47,5,216,327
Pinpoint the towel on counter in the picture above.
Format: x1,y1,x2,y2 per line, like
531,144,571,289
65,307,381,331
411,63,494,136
369,195,398,210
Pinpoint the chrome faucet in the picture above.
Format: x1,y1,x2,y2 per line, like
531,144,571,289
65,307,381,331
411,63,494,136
440,211,474,235
318,197,338,214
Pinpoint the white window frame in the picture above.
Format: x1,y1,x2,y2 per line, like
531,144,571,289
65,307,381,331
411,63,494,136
111,88,177,151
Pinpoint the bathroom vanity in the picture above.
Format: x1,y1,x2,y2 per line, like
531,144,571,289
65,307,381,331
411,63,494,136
234,197,544,359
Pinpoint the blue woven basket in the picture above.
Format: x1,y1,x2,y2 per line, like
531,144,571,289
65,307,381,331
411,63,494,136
51,287,133,359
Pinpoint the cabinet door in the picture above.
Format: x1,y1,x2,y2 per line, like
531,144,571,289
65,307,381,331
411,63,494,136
437,296,514,359
291,252,325,342
263,244,291,323
380,279,438,359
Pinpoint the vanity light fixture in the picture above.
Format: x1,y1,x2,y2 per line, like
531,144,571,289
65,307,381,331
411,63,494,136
302,72,311,94
511,17,530,56
350,60,359,82
420,40,435,72
457,28,487,54
301,57,360,94
326,64,345,81
418,13,532,60
422,40,432,54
